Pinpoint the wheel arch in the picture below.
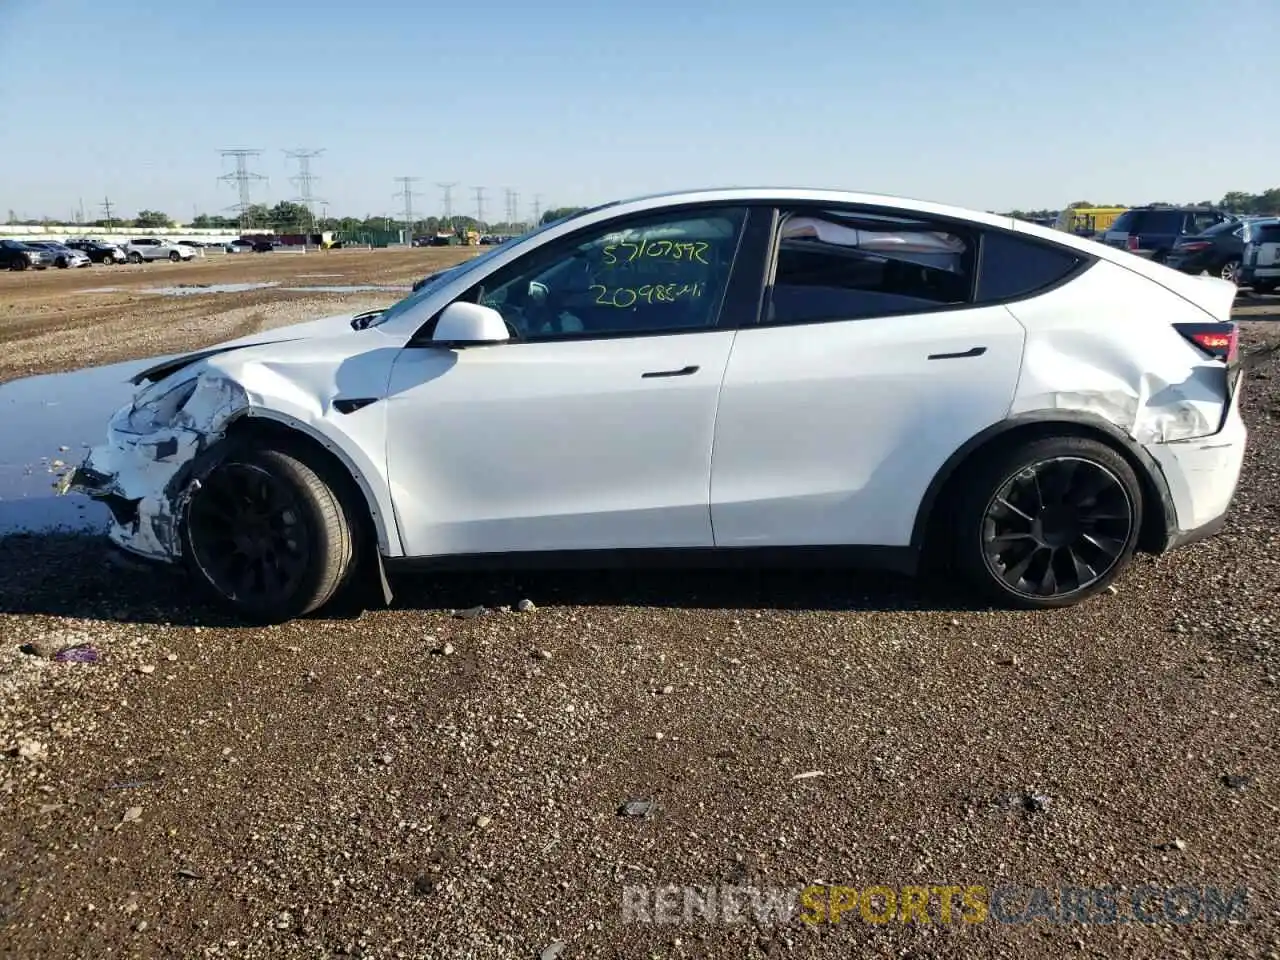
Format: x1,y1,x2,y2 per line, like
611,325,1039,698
218,411,400,559
911,411,1176,559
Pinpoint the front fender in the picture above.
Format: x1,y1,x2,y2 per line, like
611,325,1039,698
225,408,403,557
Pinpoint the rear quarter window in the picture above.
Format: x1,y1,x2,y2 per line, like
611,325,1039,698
975,231,1085,302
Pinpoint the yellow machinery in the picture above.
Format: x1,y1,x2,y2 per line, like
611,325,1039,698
1055,207,1128,235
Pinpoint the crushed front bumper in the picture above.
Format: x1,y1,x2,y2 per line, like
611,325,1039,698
59,374,250,562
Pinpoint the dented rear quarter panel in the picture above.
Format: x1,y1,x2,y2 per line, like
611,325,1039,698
1004,259,1233,445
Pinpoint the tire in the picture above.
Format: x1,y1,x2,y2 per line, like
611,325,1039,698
1254,281,1276,294
180,446,354,623
56,257,69,269
949,436,1142,609
1220,259,1241,284
169,251,181,262
128,252,143,264
10,259,26,271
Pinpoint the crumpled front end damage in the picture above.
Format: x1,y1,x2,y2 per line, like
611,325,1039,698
59,374,250,561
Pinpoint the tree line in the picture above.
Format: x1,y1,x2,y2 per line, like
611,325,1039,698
1003,187,1280,221
4,202,591,233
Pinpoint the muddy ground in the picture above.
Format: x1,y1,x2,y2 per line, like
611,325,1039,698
1,253,1279,959
0,247,479,384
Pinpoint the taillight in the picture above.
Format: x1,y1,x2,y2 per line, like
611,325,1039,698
1175,322,1239,364
1126,235,1140,251
1176,241,1211,253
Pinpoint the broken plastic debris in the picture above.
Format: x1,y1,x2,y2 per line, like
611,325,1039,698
54,644,100,664
618,798,655,817
540,940,567,960
792,770,825,780
121,806,143,824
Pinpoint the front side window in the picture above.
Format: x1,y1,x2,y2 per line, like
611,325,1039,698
765,208,973,325
470,207,747,340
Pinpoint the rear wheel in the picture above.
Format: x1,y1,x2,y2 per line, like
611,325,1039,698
180,447,354,623
1220,259,1241,283
950,436,1142,609
1254,280,1277,294
128,252,143,264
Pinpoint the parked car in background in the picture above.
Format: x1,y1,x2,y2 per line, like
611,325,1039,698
66,186,1248,623
0,238,51,270
224,238,254,253
1164,219,1253,283
64,238,127,264
24,241,92,269
1101,205,1236,262
122,238,196,263
1241,219,1280,294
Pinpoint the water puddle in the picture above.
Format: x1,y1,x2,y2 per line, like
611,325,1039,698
0,356,174,535
130,282,408,297
141,282,280,296
281,284,409,293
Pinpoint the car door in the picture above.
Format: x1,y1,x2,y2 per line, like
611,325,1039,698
710,205,1035,550
383,204,760,558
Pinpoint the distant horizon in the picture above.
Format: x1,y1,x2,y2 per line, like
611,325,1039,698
3,0,1278,220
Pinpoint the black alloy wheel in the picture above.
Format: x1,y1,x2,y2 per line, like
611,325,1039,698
951,436,1142,608
981,456,1133,598
181,446,356,622
186,461,313,608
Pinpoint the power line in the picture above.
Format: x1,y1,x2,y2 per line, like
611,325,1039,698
217,149,268,230
393,176,423,242
285,148,325,227
472,186,486,228
101,196,115,230
437,182,457,223
532,193,542,226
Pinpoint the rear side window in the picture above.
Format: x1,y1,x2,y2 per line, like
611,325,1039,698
766,209,973,325
1253,224,1280,244
976,231,1084,302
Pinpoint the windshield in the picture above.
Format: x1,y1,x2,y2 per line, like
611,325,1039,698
358,202,618,329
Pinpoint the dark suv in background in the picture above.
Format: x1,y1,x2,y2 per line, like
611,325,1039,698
1163,218,1252,283
1101,205,1236,263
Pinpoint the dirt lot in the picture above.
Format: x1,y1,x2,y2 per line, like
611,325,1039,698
1,255,1279,958
0,247,479,384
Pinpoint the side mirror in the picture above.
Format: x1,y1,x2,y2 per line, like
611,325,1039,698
432,301,510,347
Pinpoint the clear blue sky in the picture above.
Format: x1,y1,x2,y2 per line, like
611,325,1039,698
1,0,1276,223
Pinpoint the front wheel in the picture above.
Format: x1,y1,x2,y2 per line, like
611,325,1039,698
949,436,1142,609
180,447,355,623
169,251,181,262
128,252,143,264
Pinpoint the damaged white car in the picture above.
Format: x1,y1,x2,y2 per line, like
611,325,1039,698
64,187,1250,622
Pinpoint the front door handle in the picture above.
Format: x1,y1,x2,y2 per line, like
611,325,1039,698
927,346,986,360
642,365,700,378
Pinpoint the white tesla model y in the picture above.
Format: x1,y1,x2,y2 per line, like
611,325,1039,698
65,188,1249,622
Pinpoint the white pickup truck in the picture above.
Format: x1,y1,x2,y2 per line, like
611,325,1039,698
121,237,197,263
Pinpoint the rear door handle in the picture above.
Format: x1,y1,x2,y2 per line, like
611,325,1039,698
642,365,700,378
927,346,986,360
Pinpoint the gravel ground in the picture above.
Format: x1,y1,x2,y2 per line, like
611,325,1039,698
0,267,1278,958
